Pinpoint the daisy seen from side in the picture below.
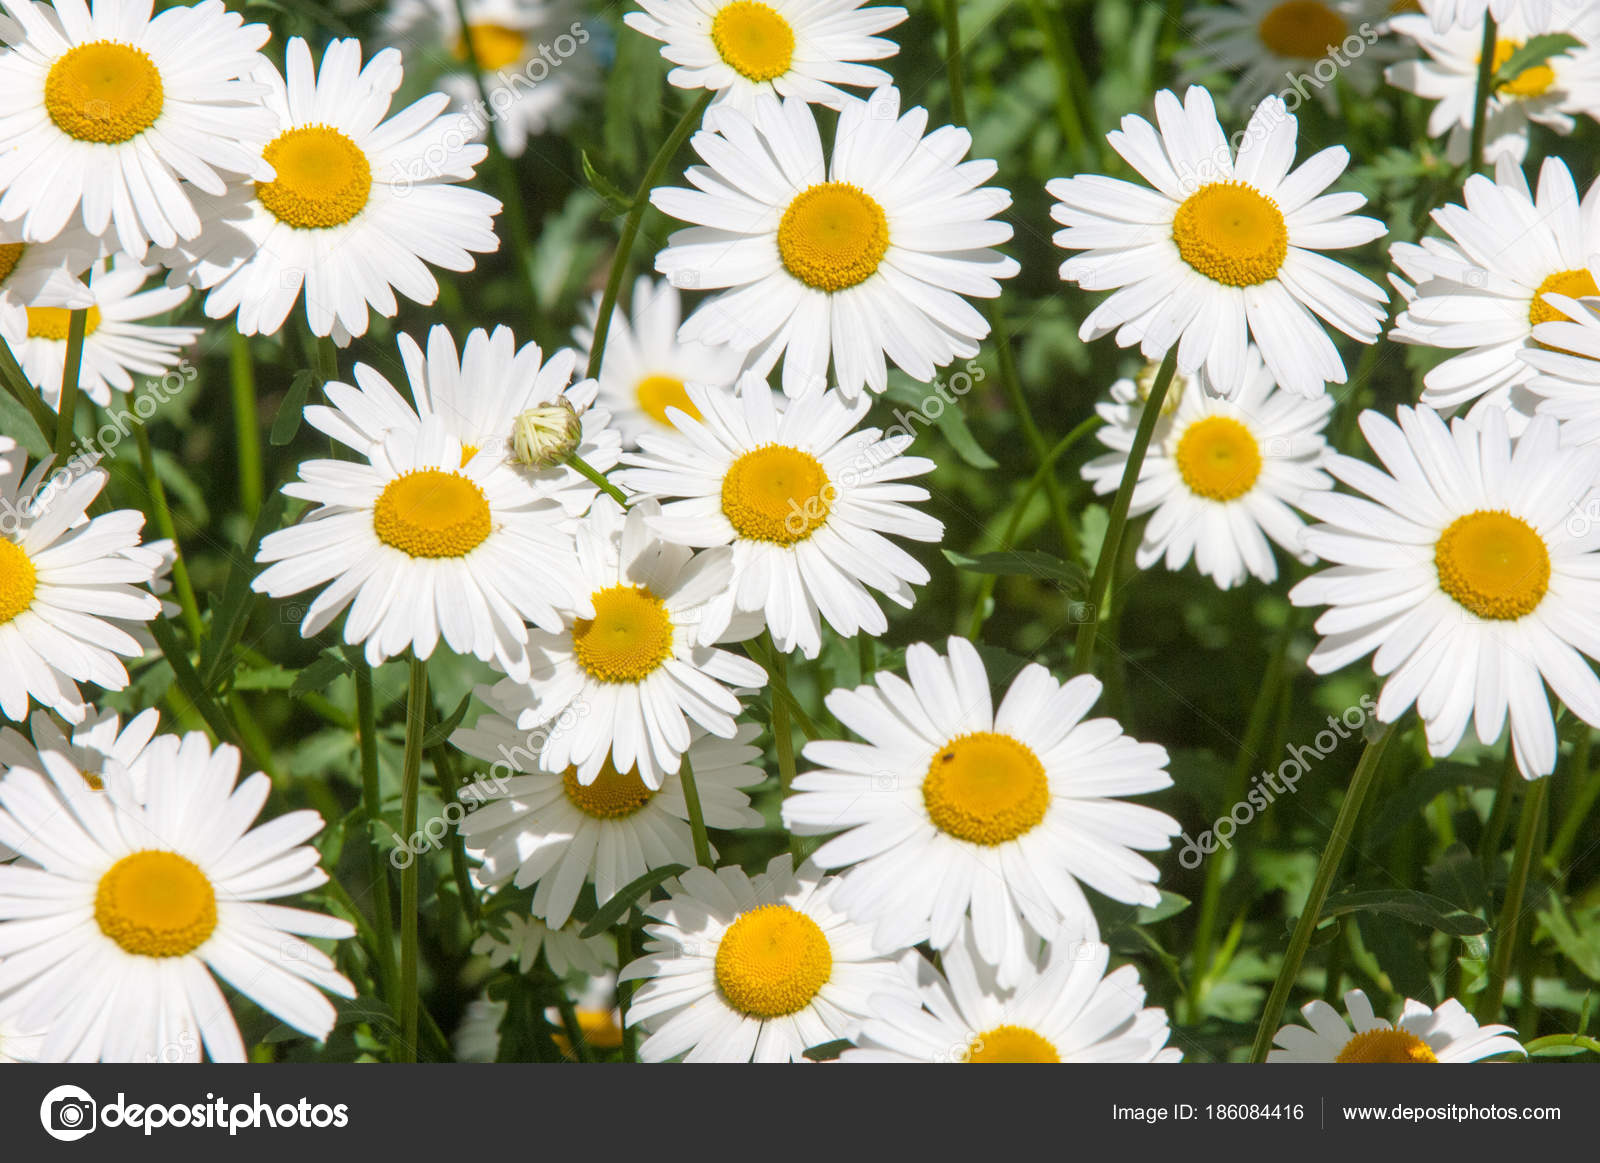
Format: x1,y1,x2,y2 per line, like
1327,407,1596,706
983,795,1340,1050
1269,988,1522,1061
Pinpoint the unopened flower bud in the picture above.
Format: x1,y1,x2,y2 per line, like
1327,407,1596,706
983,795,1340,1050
510,399,581,468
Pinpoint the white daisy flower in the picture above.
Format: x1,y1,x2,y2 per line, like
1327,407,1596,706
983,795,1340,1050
0,0,273,260
572,276,745,447
651,86,1020,399
624,0,907,115
0,455,160,724
783,637,1179,985
619,374,943,659
511,496,766,789
162,37,501,344
0,1004,46,1061
0,222,99,338
453,685,764,926
620,854,916,1062
1082,348,1334,589
302,324,619,517
5,253,198,410
1290,405,1600,778
1050,85,1388,400
842,920,1177,1063
0,705,160,798
471,912,612,976
0,731,356,1062
253,417,585,676
452,994,506,1062
1423,0,1548,32
1521,291,1600,443
1269,988,1523,1061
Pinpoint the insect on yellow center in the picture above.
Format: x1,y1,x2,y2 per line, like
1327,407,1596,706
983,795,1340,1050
922,731,1049,846
95,850,218,958
1256,2,1347,59
561,759,657,819
0,539,37,626
1335,1028,1439,1063
1528,267,1599,328
571,584,674,683
710,1,795,83
25,305,102,342
373,469,493,559
635,374,701,427
45,41,165,144
454,22,527,71
966,1024,1061,1063
1172,181,1288,287
1490,39,1557,99
778,182,890,292
0,243,24,286
1175,415,1263,501
80,770,105,792
257,125,374,230
721,444,832,545
714,903,832,1018
1434,510,1549,621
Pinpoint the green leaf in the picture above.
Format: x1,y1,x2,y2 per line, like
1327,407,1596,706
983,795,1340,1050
579,864,687,937
1136,890,1191,926
883,381,997,469
200,489,287,688
942,548,1086,593
422,691,473,750
1537,897,1600,982
1494,34,1579,87
802,1038,852,1062
581,150,633,215
0,381,50,457
290,649,353,699
1321,888,1487,937
270,369,318,446
232,664,298,691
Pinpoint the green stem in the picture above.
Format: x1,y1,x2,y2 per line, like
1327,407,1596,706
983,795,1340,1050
229,331,263,520
768,637,799,797
133,422,205,644
1468,16,1498,173
313,334,340,387
616,922,637,1062
1022,0,1092,163
0,332,57,444
679,755,712,868
1074,348,1176,674
396,653,429,1063
1249,719,1399,1062
1548,728,1598,871
1478,774,1549,1022
585,90,714,381
551,977,592,1063
1481,742,1520,876
744,636,823,740
53,308,87,464
429,694,481,924
567,452,629,507
146,617,259,765
942,0,967,124
354,658,398,1001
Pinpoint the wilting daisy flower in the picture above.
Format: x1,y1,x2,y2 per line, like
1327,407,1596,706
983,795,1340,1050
471,912,612,976
1050,86,1387,399
1082,349,1334,589
0,456,160,724
620,375,943,659
625,0,907,115
843,921,1177,1063
302,324,618,517
1521,292,1600,443
1391,157,1600,421
513,497,766,789
1270,988,1522,1061
652,87,1019,398
0,0,273,260
164,37,501,344
253,418,584,675
4,254,198,410
621,855,915,1062
382,0,599,155
1290,406,1600,778
572,276,745,446
0,731,356,1062
1386,7,1600,165
784,637,1179,985
0,223,98,338
454,684,764,926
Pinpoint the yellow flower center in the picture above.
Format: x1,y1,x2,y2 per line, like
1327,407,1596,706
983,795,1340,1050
922,731,1049,846
0,540,37,626
778,182,890,292
714,903,832,1018
554,1008,624,1057
1335,1028,1439,1063
561,759,657,819
966,1024,1061,1063
257,125,374,230
635,374,701,427
44,41,165,144
0,243,24,286
1172,182,1288,288
1528,267,1599,328
94,850,218,958
1434,510,1549,621
710,1,795,82
1175,415,1263,501
1257,2,1347,59
571,584,674,683
1490,39,1557,99
721,444,832,544
25,305,102,342
453,22,527,71
372,469,493,559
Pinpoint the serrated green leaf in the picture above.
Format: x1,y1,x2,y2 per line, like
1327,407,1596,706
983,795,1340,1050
233,664,298,691
1494,34,1580,88
290,649,353,699
1322,888,1487,937
270,369,317,446
579,864,686,937
803,1038,852,1062
942,548,1086,592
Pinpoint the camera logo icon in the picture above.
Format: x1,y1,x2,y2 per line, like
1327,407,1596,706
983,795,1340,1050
40,1084,97,1142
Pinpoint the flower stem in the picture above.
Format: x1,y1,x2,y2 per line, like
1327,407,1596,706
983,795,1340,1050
678,754,712,868
567,452,629,507
396,652,429,1063
1547,727,1597,872
53,308,88,465
228,331,263,521
1022,0,1092,164
1249,719,1398,1062
1468,16,1498,172
941,0,967,124
353,657,398,1002
133,421,205,645
616,922,637,1062
1477,773,1550,1022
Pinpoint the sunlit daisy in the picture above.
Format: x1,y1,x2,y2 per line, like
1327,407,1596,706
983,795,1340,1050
0,731,356,1062
471,912,612,976
0,222,98,339
652,87,1019,398
511,496,766,789
253,418,584,675
783,637,1179,985
620,854,915,1062
0,0,273,259
572,276,745,446
1269,988,1522,1061
619,374,943,659
1290,405,1600,777
1521,291,1600,443
624,0,907,115
1083,348,1334,589
1050,85,1387,399
163,37,501,344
